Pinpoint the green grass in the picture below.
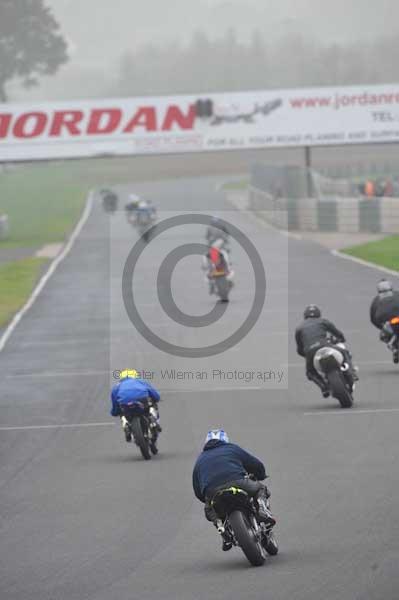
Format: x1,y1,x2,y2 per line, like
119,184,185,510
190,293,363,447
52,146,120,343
343,236,399,271
0,156,186,248
0,163,91,248
0,155,173,327
221,179,249,191
0,257,48,327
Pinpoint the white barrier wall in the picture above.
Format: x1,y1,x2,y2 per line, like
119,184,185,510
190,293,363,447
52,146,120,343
249,187,399,233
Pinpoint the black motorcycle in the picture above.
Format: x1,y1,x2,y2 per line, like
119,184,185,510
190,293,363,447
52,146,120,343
121,401,159,460
380,317,399,364
101,190,118,214
213,272,233,302
313,342,355,408
210,482,278,566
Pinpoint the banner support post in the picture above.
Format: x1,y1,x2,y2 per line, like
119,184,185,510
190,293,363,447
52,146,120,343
304,145,312,197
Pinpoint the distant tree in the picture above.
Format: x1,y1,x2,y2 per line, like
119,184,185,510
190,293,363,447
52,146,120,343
0,0,68,102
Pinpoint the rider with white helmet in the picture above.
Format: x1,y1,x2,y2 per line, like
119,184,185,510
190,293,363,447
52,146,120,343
192,429,275,551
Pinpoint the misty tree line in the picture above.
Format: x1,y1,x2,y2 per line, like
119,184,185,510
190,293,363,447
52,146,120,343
1,1,398,102
111,29,399,96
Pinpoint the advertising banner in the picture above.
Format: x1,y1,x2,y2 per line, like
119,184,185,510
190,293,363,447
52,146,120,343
1,84,399,161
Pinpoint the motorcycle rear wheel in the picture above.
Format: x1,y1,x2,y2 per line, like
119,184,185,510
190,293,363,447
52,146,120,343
327,369,353,408
229,511,265,566
216,277,230,302
130,417,151,460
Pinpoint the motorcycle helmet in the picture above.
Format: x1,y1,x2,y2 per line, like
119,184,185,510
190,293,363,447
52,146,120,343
377,279,393,296
212,238,225,250
119,369,139,379
205,429,229,444
303,304,321,319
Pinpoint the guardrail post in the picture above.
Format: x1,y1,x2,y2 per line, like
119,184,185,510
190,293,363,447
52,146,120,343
304,146,312,197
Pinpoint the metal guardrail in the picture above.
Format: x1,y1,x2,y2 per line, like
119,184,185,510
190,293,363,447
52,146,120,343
0,215,9,239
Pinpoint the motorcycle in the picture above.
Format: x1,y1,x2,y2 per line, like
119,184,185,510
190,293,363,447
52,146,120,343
210,269,234,302
380,317,399,364
313,342,355,408
135,211,156,243
102,191,118,214
121,401,159,460
210,481,278,566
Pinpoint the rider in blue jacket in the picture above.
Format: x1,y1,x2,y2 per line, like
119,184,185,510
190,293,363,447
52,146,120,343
110,369,161,442
192,429,276,551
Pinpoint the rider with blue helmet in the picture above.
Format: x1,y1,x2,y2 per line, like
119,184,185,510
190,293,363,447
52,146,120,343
192,429,275,551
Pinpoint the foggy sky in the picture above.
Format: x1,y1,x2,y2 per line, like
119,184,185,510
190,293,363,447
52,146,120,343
9,0,399,101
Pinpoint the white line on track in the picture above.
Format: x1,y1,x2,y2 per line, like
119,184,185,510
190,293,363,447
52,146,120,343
160,386,266,392
0,422,115,431
1,369,110,379
284,360,394,368
0,191,94,354
1,359,393,380
304,407,399,416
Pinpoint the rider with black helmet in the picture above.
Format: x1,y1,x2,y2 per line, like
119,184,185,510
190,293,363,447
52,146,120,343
370,279,399,362
370,279,399,329
295,305,357,397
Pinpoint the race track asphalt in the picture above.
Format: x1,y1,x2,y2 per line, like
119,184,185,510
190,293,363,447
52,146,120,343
0,173,398,600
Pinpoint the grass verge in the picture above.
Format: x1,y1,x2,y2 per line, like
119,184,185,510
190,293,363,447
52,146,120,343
0,156,160,329
0,257,48,328
342,236,399,271
221,179,249,191
0,164,90,248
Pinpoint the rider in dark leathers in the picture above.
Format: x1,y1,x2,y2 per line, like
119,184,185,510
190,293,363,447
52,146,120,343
370,279,399,362
192,429,275,551
370,279,399,328
295,305,357,397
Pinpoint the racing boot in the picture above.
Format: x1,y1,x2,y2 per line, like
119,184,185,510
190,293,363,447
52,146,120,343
215,520,233,551
121,416,132,442
307,370,330,398
256,494,276,528
149,406,162,432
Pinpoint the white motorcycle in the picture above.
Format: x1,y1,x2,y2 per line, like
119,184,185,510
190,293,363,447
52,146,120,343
313,342,355,408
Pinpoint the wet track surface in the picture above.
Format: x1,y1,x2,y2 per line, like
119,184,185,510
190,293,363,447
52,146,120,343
0,175,398,600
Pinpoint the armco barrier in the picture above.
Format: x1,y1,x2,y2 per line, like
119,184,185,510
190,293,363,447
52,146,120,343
248,186,399,233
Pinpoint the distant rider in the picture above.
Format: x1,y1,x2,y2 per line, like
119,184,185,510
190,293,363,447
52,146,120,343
370,279,399,363
101,188,118,212
192,429,276,551
125,194,141,223
202,238,232,296
295,305,358,398
110,369,161,442
129,199,155,232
